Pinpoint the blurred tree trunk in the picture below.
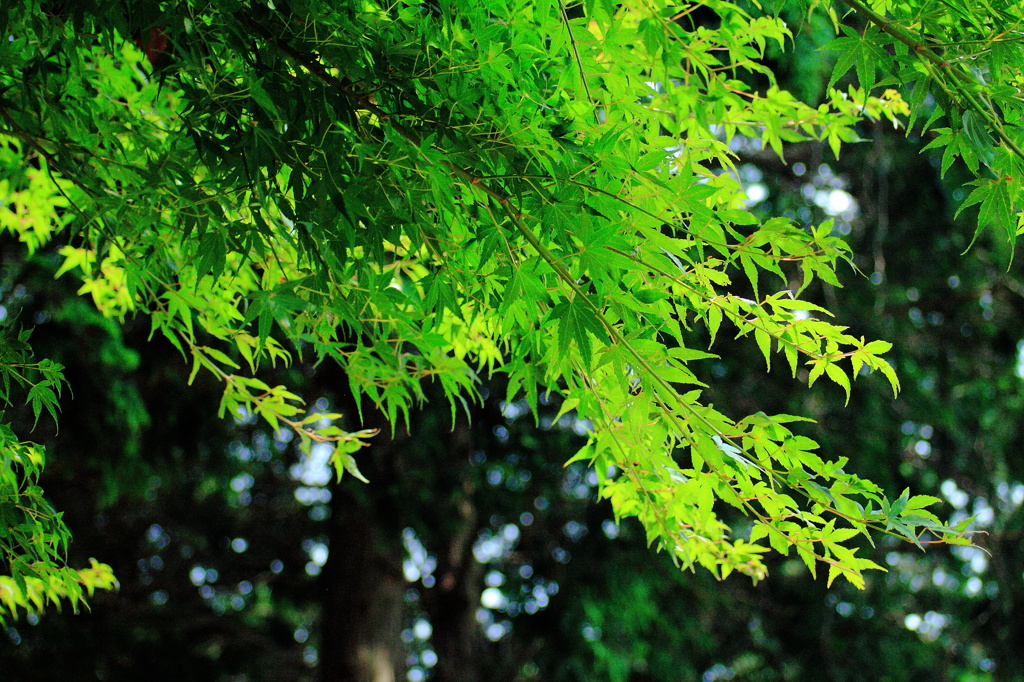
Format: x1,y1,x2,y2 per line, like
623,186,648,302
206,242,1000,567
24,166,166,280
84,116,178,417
319,393,407,682
319,489,406,682
424,420,486,682
317,385,500,682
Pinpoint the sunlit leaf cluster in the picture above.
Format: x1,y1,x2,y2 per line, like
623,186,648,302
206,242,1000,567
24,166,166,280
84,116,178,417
2,0,1023,618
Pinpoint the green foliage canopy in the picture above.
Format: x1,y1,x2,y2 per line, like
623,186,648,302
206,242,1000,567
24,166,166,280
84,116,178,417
2,0,1023,619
